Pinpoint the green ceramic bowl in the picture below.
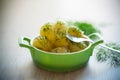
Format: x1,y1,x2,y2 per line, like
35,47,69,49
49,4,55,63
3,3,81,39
18,33,103,72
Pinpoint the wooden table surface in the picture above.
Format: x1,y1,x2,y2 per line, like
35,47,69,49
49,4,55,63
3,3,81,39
1,0,120,80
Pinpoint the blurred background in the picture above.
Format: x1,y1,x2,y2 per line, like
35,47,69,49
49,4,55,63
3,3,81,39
1,0,120,41
0,0,120,80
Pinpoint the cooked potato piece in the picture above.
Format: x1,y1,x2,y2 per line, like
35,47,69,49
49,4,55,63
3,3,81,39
68,27,85,38
53,21,67,39
32,36,53,52
51,47,70,53
68,41,88,52
53,21,69,47
54,36,70,48
40,23,55,44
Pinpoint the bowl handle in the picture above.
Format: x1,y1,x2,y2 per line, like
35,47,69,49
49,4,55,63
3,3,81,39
18,37,32,49
88,33,104,49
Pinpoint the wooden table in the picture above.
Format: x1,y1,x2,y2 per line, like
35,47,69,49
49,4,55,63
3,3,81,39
1,46,120,80
1,0,120,80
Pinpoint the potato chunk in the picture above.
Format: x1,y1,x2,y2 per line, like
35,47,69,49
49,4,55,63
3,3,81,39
51,47,70,53
54,36,70,48
40,23,55,44
53,21,70,47
68,41,88,52
53,21,67,39
32,36,53,52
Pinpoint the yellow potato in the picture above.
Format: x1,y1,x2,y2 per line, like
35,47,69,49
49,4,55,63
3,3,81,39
68,27,85,38
53,21,69,47
32,36,53,52
40,23,55,44
51,47,70,53
53,21,67,39
68,41,87,52
54,36,70,48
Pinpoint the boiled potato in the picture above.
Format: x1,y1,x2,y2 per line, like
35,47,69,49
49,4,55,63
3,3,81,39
53,21,69,47
53,21,67,39
68,26,85,38
32,36,53,52
68,41,88,52
40,23,55,44
54,36,70,48
51,47,70,53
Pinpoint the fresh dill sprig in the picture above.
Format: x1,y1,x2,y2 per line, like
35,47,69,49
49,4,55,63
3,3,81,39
95,42,120,67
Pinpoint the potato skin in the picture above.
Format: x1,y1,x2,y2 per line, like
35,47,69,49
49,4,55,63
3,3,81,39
53,21,70,47
53,21,67,39
32,36,53,52
40,23,55,44
68,41,87,52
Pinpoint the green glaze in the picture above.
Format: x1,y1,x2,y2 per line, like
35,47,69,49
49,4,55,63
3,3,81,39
18,33,103,72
